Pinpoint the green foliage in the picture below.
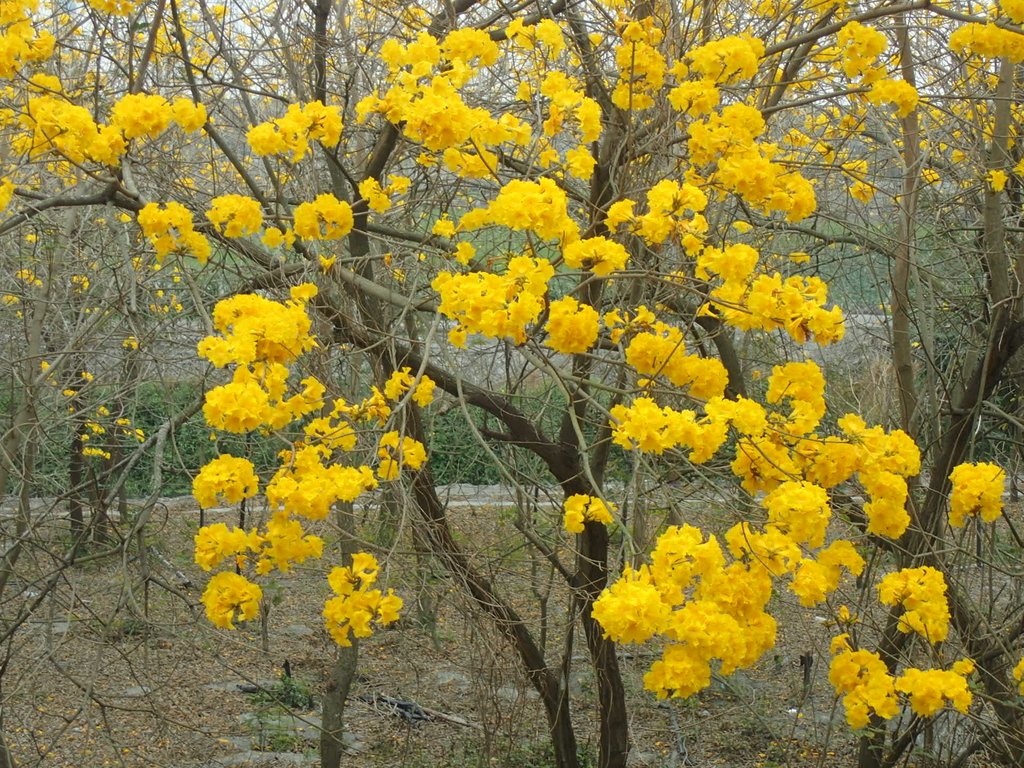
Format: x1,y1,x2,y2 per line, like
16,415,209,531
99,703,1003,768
249,673,315,711
244,672,316,754
425,382,633,486
17,379,285,498
425,406,504,485
126,380,210,496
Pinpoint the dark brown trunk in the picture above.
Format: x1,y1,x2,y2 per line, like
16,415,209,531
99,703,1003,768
578,523,628,768
408,465,579,768
69,418,85,543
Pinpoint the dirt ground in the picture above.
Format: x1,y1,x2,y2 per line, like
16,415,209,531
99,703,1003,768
1,491,998,768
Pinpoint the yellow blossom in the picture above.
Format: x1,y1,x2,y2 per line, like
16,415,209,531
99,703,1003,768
323,552,402,646
545,296,600,354
293,194,354,240
563,494,616,533
949,462,1004,526
202,572,262,629
877,566,950,643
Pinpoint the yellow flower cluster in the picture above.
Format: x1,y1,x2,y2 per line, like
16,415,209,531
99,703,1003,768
263,226,296,249
724,524,801,580
830,634,974,728
357,175,409,213
197,284,318,367
0,178,13,213
765,360,826,436
206,194,263,238
0,0,53,79
624,323,728,400
828,636,899,728
696,242,758,283
762,480,830,548
1003,0,1024,24
196,515,322,576
535,70,602,179
895,665,973,717
988,170,1009,193
202,571,262,629
293,193,354,241
194,523,259,571
867,78,919,118
17,84,204,166
686,35,764,84
612,17,666,110
667,76,719,118
948,461,1005,527
612,215,834,351
197,287,325,433
333,388,392,425
836,21,887,81
14,268,39,286
877,566,950,643
689,103,816,221
665,35,761,120
610,397,726,463
562,236,629,276
709,266,845,345
254,511,325,574
459,178,578,244
593,566,672,645
303,411,357,452
605,180,708,250
86,0,135,15
563,494,615,533
787,541,865,607
357,29,530,172
192,289,410,647
837,414,921,538
323,552,403,647
112,93,197,140
727,368,824,492
247,101,342,161
203,365,324,433
192,454,260,509
611,354,919,549
267,445,378,518
382,367,436,407
717,445,866,607
17,89,115,163
137,201,211,264
950,22,1024,63
1013,656,1024,694
843,159,873,203
545,296,600,355
432,255,554,347
376,431,427,480
593,524,777,698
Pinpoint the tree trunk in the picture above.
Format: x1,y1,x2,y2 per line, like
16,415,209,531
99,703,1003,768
320,641,358,768
408,465,580,768
0,709,14,768
320,501,360,768
69,415,85,544
578,522,628,768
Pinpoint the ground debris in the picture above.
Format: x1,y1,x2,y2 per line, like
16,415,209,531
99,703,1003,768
356,692,432,725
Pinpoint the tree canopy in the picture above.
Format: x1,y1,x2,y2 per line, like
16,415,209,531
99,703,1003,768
3,0,1024,766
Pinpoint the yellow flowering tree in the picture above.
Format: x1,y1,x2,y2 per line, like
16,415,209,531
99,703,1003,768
5,0,1024,767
